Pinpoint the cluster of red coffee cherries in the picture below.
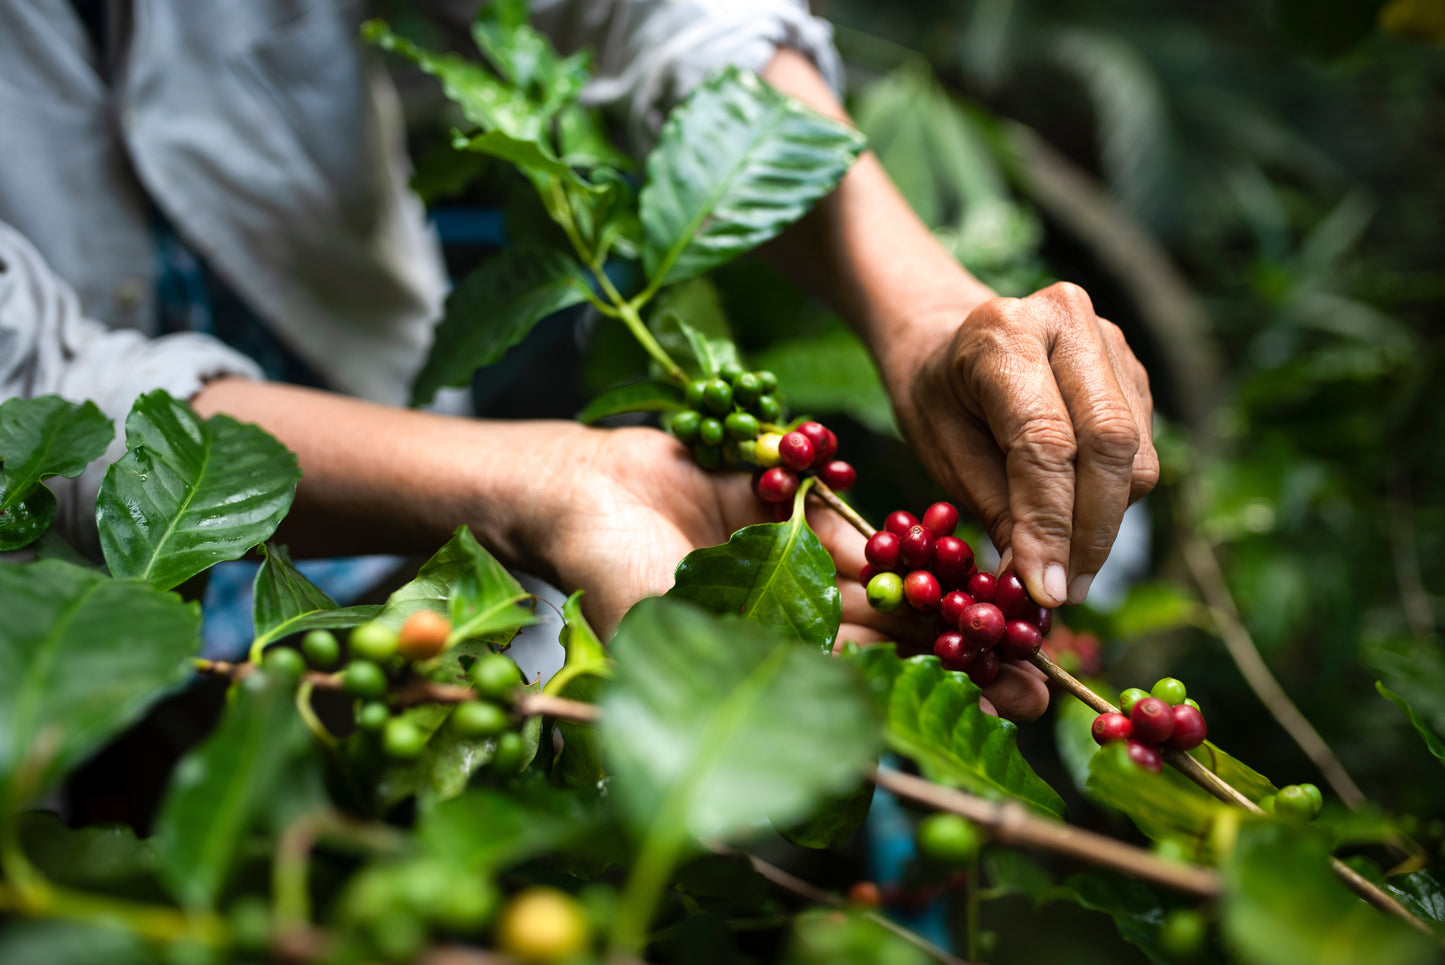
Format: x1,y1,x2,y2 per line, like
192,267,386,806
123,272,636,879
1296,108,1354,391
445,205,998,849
751,420,856,514
861,502,1054,688
1090,677,1207,773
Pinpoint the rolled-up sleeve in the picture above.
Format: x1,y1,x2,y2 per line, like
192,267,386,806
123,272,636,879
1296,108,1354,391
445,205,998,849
529,0,844,147
0,221,264,556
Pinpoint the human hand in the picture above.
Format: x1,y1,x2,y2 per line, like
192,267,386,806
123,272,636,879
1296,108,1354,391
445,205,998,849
882,282,1159,611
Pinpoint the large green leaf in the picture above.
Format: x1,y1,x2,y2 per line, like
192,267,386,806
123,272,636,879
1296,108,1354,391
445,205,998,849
452,128,600,194
1064,871,1208,965
95,391,299,591
0,396,113,550
419,784,607,872
0,560,200,803
1087,741,1225,850
1222,823,1436,965
249,544,380,656
668,517,841,653
410,248,591,406
18,812,158,895
1386,869,1445,936
445,527,537,647
600,597,879,841
153,671,318,910
1378,681,1445,768
577,380,685,425
843,644,1065,818
639,67,866,288
548,592,610,788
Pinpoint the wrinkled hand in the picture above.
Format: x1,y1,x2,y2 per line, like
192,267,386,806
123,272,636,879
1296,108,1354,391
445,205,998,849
886,282,1159,610
532,425,1048,722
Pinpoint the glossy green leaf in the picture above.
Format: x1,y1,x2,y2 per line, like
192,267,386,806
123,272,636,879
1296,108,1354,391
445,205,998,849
1187,742,1278,803
1386,869,1445,935
445,527,537,647
1087,741,1225,846
775,781,875,850
548,592,610,787
470,0,588,115
639,67,866,288
1054,681,1105,797
249,543,381,655
843,644,1065,818
600,597,880,841
0,485,56,551
420,784,606,872
1362,635,1445,734
668,517,841,652
558,103,632,170
782,909,931,965
750,326,898,437
410,247,591,406
1378,681,1445,768
95,391,300,591
1064,871,1203,965
1222,823,1436,965
153,671,316,910
0,560,200,803
577,380,685,425
649,282,739,379
453,128,600,193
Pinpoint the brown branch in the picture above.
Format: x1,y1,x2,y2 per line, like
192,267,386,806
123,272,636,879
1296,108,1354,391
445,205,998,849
871,767,1221,898
809,480,876,537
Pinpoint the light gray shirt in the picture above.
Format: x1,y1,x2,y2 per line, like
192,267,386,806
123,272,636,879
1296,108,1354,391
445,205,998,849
0,0,842,551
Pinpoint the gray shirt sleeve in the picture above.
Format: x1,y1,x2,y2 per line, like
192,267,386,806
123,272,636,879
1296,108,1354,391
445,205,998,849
0,220,265,557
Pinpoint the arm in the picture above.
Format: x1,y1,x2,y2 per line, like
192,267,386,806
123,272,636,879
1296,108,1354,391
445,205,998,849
759,49,1160,611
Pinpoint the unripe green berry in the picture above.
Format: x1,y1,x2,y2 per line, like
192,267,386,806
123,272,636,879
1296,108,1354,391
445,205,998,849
718,361,744,383
733,372,762,406
1159,908,1207,959
1184,698,1201,712
471,653,522,699
1300,783,1323,814
866,572,905,613
701,378,733,414
262,646,305,679
685,380,707,409
1275,784,1321,821
1152,677,1188,706
1119,688,1150,714
699,417,725,446
343,659,388,699
382,718,426,760
491,731,527,774
916,813,982,866
356,701,390,732
452,700,510,738
724,411,759,440
694,444,723,470
1258,794,1276,815
756,370,779,394
670,409,701,443
351,622,399,662
755,394,782,423
301,629,340,669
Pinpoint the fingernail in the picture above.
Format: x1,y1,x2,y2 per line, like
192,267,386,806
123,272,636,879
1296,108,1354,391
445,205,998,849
1044,563,1067,605
1068,574,1094,605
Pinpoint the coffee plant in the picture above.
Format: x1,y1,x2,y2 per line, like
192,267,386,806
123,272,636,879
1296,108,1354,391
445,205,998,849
2,3,1443,963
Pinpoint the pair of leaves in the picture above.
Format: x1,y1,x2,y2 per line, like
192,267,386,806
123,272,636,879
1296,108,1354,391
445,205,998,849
0,396,113,550
843,643,1066,818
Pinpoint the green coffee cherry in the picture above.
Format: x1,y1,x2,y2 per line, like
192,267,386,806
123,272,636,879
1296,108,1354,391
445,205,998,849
685,380,707,409
724,411,759,440
755,394,782,423
757,370,779,394
916,813,982,866
719,361,744,383
262,646,305,679
699,417,725,446
343,659,388,699
301,629,340,669
452,700,510,738
1159,908,1206,959
1119,688,1150,714
866,572,905,613
1152,677,1188,706
1275,784,1322,821
471,653,522,699
701,378,733,414
382,718,426,760
1299,783,1323,814
356,701,390,732
733,372,762,407
351,622,399,662
491,731,527,774
670,409,702,443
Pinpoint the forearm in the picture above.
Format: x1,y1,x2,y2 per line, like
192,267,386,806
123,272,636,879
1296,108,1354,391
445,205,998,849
759,49,993,386
190,377,582,576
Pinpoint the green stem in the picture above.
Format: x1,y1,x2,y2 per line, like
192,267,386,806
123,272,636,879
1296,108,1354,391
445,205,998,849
612,284,687,384
0,880,223,945
609,823,687,958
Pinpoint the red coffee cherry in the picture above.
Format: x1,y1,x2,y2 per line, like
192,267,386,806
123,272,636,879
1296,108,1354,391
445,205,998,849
884,510,919,536
865,531,902,571
903,570,942,612
966,572,996,603
778,431,815,471
994,573,1036,620
921,501,959,538
858,563,879,587
999,620,1042,661
1126,739,1164,773
933,631,976,672
1032,605,1053,637
795,422,831,459
899,525,935,569
967,649,1000,687
754,467,799,503
848,881,882,908
1130,697,1176,745
959,603,1006,649
816,460,856,491
1092,712,1134,745
933,537,974,588
1166,704,1208,751
939,590,976,630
